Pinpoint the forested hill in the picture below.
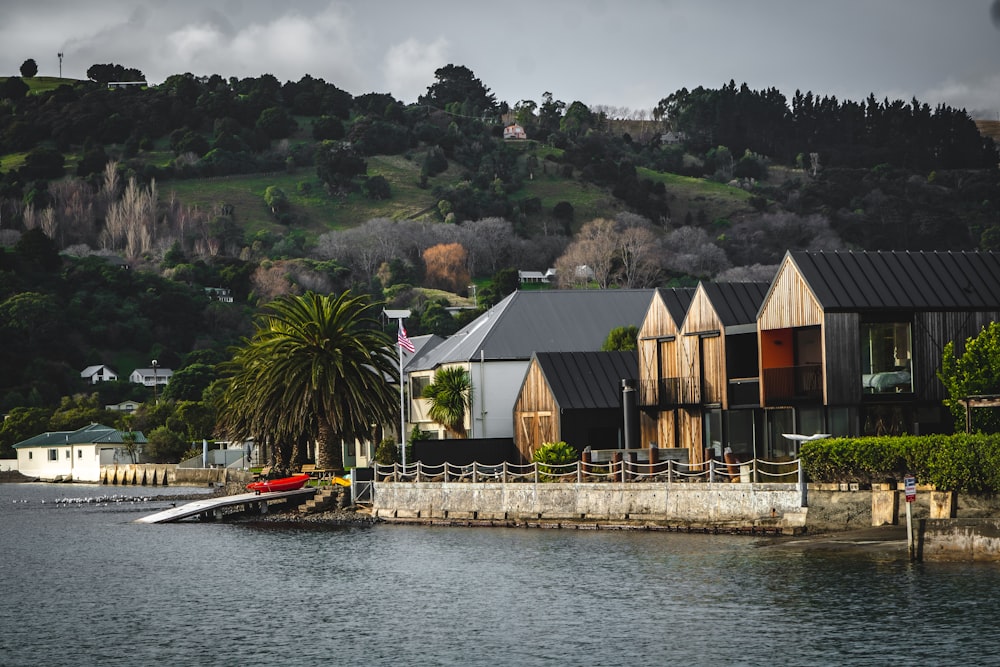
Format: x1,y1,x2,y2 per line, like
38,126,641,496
0,65,998,419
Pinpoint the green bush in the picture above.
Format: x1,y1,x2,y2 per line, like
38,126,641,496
532,440,577,481
801,433,1000,492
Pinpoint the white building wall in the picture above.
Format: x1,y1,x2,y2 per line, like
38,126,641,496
471,360,530,439
16,445,104,482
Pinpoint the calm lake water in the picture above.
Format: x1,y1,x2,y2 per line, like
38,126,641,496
2,482,999,667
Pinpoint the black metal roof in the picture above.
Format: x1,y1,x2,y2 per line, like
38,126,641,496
788,250,1000,311
410,289,654,370
701,282,770,327
656,287,696,325
531,351,638,411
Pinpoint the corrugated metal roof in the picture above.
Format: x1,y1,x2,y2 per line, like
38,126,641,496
701,282,770,327
13,423,148,448
533,351,638,410
656,287,696,326
410,289,654,370
789,250,1000,311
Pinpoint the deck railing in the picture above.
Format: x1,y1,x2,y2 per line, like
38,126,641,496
373,457,802,486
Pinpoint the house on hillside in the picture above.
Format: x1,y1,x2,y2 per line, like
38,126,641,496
81,365,118,384
503,123,527,140
637,282,769,465
406,289,654,441
130,367,173,387
513,351,638,461
13,423,147,482
757,250,1000,445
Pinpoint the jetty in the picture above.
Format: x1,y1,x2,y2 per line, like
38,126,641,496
134,488,315,523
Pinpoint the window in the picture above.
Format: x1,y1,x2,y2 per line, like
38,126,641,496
78,449,83,459
64,450,70,459
411,375,431,399
861,322,913,394
28,452,32,460
48,449,58,461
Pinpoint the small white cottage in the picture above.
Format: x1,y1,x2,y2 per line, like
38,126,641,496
80,364,118,384
13,423,147,482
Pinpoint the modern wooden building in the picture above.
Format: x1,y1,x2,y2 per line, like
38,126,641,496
638,282,769,465
513,351,638,462
637,287,695,454
757,250,1000,448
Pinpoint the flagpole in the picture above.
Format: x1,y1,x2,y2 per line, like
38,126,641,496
384,309,411,469
398,335,406,468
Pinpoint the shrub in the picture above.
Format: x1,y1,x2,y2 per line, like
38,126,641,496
532,440,578,481
801,433,1000,492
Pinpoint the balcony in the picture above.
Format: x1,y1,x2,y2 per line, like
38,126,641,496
639,377,700,408
762,365,822,403
728,377,760,406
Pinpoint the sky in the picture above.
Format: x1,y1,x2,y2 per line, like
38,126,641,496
3,0,1000,119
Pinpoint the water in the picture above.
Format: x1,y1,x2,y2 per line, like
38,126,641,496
2,483,999,667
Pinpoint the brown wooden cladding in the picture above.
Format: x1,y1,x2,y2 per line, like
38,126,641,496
824,312,859,404
638,291,686,406
681,285,726,407
758,259,823,331
913,311,1000,403
512,358,559,461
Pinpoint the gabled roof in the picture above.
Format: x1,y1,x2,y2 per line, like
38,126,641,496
13,423,147,449
656,287,696,326
785,250,1000,311
700,282,770,331
81,364,116,377
532,351,638,410
409,289,654,370
402,334,444,372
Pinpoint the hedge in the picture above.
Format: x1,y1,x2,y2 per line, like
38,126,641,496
800,434,1000,492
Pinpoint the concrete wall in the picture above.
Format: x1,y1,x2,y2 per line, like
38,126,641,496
920,519,1000,561
373,481,805,528
99,464,253,486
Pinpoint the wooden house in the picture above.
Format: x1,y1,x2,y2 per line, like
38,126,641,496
637,287,695,453
757,250,1000,450
513,351,638,462
638,283,768,465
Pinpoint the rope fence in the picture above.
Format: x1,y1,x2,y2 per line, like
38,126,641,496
373,457,802,486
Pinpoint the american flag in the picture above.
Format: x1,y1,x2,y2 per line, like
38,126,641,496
397,324,415,353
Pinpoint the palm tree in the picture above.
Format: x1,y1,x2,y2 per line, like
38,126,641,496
422,366,472,438
216,291,398,472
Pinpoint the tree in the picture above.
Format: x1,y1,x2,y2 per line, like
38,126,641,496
422,366,472,438
217,291,398,471
418,64,497,117
315,141,367,190
939,321,1000,433
144,425,189,463
0,406,53,457
161,364,216,402
423,243,470,292
0,76,29,101
20,59,38,78
603,325,639,351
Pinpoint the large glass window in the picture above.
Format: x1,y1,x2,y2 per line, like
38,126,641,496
410,375,430,398
861,322,913,394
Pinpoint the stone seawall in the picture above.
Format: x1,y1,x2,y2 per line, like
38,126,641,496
920,519,1000,561
372,481,806,532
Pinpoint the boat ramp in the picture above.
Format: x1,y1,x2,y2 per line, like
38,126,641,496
135,487,315,524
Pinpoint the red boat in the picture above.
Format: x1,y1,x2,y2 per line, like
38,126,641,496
247,473,310,493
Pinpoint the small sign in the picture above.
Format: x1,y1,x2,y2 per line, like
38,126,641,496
904,475,916,503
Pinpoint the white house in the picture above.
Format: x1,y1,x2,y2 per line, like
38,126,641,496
404,289,654,440
503,123,527,140
80,365,118,384
106,400,141,413
13,423,147,482
130,367,173,387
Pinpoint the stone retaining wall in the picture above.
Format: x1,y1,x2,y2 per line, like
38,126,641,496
373,481,806,530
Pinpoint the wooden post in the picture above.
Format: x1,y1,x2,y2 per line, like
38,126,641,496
627,451,637,481
649,444,659,477
613,451,623,483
